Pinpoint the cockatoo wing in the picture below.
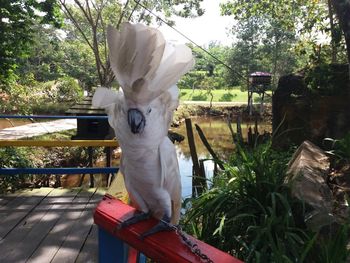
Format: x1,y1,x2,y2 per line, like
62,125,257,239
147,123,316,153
92,87,122,132
92,87,119,108
158,85,179,129
159,137,181,224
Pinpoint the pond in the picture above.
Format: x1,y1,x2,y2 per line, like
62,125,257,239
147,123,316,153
172,116,271,198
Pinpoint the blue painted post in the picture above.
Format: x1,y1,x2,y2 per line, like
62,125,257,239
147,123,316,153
98,227,146,263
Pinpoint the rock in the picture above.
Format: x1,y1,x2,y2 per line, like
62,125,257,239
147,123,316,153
285,141,335,230
168,131,185,143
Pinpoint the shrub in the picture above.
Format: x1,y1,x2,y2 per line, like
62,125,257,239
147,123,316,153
0,147,34,193
305,64,349,96
183,142,349,262
192,93,207,101
219,92,236,102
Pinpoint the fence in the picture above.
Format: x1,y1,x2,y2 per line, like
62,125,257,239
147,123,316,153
0,115,119,187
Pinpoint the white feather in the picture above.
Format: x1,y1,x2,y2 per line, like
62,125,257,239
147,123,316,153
92,87,118,108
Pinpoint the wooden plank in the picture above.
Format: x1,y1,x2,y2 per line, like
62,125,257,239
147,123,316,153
0,188,43,208
27,188,103,263
50,188,105,263
75,189,107,262
0,140,118,147
0,188,81,263
0,190,23,207
0,188,54,240
75,224,99,263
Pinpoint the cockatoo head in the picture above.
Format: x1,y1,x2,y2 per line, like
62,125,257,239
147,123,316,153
93,22,193,143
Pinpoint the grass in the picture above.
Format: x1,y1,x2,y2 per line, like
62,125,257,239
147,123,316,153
179,88,271,103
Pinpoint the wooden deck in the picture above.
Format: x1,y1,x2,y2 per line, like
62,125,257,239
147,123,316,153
0,187,105,263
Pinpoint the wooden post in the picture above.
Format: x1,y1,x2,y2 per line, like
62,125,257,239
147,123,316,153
185,118,204,197
88,146,94,188
106,146,114,187
195,124,225,170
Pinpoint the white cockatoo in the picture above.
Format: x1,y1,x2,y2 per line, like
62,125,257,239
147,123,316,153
92,22,194,237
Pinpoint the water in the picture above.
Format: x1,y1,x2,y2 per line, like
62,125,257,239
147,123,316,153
172,116,271,198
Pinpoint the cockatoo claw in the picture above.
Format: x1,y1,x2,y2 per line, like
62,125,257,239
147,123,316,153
139,215,175,240
115,212,151,232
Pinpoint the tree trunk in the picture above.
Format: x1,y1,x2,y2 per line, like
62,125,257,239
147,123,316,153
331,0,350,83
328,0,337,63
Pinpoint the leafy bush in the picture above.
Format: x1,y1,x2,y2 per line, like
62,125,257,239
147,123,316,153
219,92,236,102
183,142,350,262
38,77,83,103
0,83,37,114
0,147,34,193
192,93,207,101
324,132,350,170
305,64,349,96
0,76,83,114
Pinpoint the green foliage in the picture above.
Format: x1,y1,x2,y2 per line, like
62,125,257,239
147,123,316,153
0,147,34,193
60,40,99,90
54,77,84,102
324,132,350,163
178,44,230,91
0,0,62,84
183,141,350,262
0,77,83,115
0,83,35,114
192,93,207,101
184,142,304,261
317,224,350,263
305,63,349,95
219,92,236,102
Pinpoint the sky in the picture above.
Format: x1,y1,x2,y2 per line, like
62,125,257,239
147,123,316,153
157,0,234,46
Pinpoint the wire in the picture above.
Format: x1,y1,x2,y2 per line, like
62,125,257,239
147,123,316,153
133,0,246,81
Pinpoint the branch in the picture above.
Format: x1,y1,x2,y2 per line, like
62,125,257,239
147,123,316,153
59,0,94,51
117,0,130,28
195,124,225,170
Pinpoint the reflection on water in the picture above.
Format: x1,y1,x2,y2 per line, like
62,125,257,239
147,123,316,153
173,116,271,198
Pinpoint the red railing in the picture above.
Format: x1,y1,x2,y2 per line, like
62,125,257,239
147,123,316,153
94,195,243,263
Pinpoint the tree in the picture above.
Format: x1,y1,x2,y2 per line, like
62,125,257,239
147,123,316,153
221,0,304,88
331,0,350,79
0,0,62,85
58,0,204,87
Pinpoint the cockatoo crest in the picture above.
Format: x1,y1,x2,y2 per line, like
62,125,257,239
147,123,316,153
107,22,194,105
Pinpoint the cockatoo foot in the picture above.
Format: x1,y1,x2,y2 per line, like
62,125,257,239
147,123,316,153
139,215,175,240
116,211,151,231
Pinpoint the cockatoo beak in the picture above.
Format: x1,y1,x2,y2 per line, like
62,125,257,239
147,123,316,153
128,108,146,134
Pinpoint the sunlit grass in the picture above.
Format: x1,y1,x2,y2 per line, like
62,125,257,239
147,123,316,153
179,88,271,102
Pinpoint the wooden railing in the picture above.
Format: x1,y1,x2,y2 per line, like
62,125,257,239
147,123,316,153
0,115,119,187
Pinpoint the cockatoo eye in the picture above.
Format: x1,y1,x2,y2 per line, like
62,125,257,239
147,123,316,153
147,108,152,114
